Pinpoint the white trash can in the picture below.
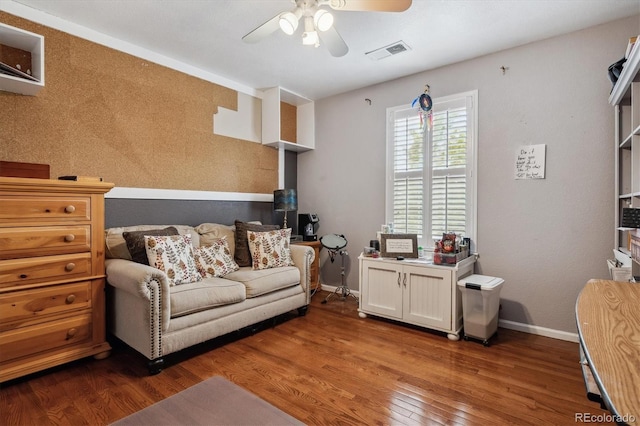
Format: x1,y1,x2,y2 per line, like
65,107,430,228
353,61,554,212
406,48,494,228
457,274,504,346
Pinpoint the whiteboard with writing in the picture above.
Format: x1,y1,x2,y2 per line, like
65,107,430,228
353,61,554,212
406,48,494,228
515,144,546,179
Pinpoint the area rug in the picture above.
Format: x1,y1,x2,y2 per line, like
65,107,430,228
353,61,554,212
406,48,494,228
111,376,304,425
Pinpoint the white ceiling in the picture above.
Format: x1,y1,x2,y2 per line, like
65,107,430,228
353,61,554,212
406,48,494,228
4,0,640,100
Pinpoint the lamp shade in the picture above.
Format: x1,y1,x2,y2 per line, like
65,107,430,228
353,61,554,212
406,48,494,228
273,189,298,212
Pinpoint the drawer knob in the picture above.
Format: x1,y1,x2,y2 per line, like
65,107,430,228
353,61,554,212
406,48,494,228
65,263,76,272
64,234,75,242
66,294,76,304
64,205,76,214
66,328,77,339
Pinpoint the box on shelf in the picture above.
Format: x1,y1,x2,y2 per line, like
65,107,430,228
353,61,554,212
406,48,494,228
607,259,632,282
0,44,34,80
631,230,640,264
433,249,468,265
0,161,49,179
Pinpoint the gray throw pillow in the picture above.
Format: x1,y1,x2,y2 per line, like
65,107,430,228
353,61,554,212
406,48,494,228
233,220,279,267
123,226,179,265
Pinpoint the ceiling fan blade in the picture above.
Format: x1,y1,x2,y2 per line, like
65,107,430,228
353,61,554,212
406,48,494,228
325,0,412,12
319,27,349,57
242,13,282,43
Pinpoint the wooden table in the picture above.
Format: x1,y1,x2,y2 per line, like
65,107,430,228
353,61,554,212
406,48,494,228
576,279,640,425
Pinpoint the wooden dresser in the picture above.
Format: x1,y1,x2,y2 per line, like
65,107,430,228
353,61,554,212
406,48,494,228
0,177,114,382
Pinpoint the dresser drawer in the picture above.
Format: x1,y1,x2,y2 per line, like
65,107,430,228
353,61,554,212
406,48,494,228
0,253,92,289
0,195,90,224
0,313,92,363
0,226,91,260
0,282,91,330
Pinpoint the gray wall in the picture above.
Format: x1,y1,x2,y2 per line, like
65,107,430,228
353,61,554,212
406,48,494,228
298,15,640,333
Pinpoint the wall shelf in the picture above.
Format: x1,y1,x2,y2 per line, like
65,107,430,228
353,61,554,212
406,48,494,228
612,36,640,271
0,22,44,96
261,87,314,152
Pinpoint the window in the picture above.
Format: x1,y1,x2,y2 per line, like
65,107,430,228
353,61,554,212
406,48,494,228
386,90,477,249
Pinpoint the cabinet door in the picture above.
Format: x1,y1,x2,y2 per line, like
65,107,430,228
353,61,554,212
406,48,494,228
360,260,403,319
402,265,452,330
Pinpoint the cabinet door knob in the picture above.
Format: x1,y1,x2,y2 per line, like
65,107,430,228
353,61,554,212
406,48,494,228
65,294,76,304
64,205,76,214
66,328,77,339
403,273,407,287
397,272,401,287
64,234,75,242
65,263,76,272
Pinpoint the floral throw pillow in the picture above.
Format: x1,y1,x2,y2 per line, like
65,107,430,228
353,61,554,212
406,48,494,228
247,228,294,270
194,237,240,278
144,234,202,286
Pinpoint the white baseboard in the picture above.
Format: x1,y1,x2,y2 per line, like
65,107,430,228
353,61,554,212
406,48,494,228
498,319,579,343
318,284,360,298
318,285,578,343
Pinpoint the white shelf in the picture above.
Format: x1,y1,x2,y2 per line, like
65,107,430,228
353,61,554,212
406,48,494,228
261,87,314,152
0,22,44,96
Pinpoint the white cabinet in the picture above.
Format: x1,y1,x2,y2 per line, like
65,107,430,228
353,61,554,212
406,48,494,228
261,87,314,152
0,23,44,96
358,255,475,340
610,38,640,275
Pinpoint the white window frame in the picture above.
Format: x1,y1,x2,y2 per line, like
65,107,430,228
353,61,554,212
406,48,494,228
385,90,478,251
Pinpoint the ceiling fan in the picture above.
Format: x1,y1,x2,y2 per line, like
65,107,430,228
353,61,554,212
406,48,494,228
242,0,412,57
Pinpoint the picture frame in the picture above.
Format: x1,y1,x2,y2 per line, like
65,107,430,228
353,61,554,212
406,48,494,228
380,233,418,258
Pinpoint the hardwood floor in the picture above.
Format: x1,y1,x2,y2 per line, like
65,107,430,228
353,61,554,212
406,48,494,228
1,291,611,425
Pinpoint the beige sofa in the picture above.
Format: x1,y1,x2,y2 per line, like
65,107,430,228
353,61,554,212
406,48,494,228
104,223,314,374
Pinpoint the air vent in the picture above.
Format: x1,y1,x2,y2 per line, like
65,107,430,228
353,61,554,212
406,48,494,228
365,41,411,61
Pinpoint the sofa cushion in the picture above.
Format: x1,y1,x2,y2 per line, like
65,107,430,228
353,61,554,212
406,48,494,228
105,225,200,260
224,266,300,298
169,278,246,317
195,223,236,254
122,226,179,264
247,229,294,270
144,234,202,286
234,220,279,267
194,237,239,278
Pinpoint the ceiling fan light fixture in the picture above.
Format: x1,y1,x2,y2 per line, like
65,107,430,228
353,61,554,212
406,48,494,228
302,30,319,46
313,9,334,32
279,11,299,35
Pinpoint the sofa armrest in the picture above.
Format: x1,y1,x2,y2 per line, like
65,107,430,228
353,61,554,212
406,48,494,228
105,258,171,332
290,245,314,303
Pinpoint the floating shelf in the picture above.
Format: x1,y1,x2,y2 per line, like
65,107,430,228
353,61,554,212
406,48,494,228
0,22,44,96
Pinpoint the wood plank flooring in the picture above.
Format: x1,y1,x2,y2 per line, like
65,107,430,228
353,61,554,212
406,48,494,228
1,291,612,425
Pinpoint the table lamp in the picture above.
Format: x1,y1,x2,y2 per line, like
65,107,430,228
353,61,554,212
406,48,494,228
273,189,297,229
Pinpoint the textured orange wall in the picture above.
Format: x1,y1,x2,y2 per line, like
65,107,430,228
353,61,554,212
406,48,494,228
0,12,278,193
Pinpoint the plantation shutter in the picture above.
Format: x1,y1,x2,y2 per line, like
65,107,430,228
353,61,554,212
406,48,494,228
388,92,474,248
391,108,424,236
429,98,467,240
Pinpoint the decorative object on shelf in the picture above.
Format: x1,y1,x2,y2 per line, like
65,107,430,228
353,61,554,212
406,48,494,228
411,84,433,131
380,233,418,259
273,188,298,229
622,207,640,228
433,232,470,265
0,161,49,179
608,57,626,86
242,0,411,57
